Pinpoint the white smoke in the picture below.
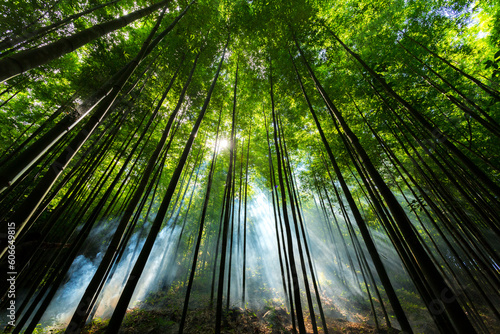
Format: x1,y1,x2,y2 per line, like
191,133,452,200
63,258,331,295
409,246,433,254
39,219,180,326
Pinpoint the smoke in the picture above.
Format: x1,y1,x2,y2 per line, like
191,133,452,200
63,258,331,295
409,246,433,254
194,186,377,322
225,189,287,308
39,218,180,327
31,180,433,332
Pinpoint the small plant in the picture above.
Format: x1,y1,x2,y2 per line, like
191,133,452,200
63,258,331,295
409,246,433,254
30,324,46,334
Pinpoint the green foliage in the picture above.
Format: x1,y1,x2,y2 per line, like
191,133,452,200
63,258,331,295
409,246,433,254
2,0,500,332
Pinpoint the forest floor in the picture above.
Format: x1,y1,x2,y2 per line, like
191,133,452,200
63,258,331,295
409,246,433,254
70,290,401,334
78,306,400,334
34,286,500,333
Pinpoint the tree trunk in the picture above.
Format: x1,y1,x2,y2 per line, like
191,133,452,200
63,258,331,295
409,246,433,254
0,0,122,52
105,38,228,334
0,0,170,82
65,53,197,333
0,1,194,194
269,58,307,334
215,62,238,333
178,108,223,334
295,35,477,334
290,52,413,333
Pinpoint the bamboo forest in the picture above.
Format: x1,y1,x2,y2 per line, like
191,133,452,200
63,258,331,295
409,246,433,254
1,0,500,333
